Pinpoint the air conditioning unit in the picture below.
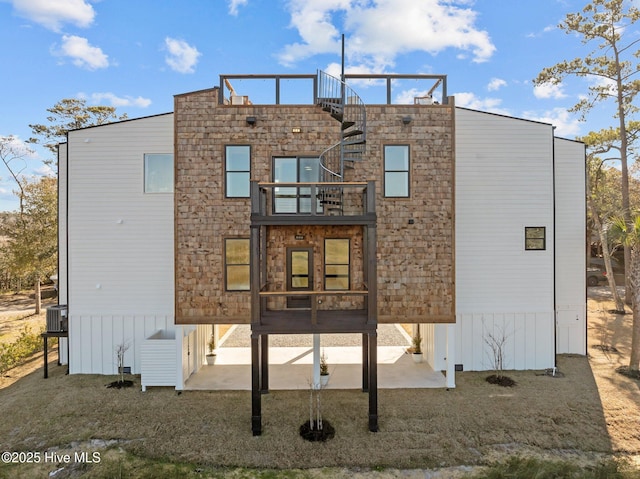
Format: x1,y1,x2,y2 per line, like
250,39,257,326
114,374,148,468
46,304,68,332
231,95,248,105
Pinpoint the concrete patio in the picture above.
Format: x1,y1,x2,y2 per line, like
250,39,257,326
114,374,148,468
184,324,447,390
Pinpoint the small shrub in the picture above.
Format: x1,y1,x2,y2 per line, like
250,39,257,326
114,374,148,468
0,326,48,375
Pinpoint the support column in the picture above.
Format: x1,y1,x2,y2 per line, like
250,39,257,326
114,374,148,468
251,333,262,436
362,333,369,392
368,331,378,432
260,334,269,393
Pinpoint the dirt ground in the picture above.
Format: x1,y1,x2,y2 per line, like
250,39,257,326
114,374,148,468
0,288,56,344
0,287,638,477
585,286,640,465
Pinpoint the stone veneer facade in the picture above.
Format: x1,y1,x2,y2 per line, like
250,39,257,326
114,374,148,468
174,87,455,324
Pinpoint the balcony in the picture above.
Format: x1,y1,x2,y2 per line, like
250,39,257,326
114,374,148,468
253,290,373,335
250,180,376,226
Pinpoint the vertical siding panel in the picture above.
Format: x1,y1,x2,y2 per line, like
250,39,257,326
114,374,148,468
65,114,174,375
513,313,526,369
455,108,558,371
101,318,114,375
78,316,93,374
123,316,136,373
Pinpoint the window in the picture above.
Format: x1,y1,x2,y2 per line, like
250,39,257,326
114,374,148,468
225,238,250,290
226,145,250,197
273,156,321,213
525,227,546,250
324,239,350,290
144,154,173,193
384,145,409,197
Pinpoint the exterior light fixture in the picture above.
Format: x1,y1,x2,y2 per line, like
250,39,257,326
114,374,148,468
402,116,412,125
292,127,302,133
246,116,257,125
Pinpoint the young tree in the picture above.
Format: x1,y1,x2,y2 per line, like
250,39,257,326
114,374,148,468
2,177,57,313
28,98,127,162
534,0,640,306
610,216,640,372
0,135,35,214
582,125,640,312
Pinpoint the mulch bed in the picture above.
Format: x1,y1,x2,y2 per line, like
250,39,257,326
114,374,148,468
106,380,134,389
299,420,335,442
486,374,517,387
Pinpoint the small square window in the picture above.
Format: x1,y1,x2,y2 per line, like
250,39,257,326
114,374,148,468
525,227,546,250
144,154,173,193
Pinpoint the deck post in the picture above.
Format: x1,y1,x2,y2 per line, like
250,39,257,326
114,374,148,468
260,334,269,393
362,333,369,392
251,333,262,436
368,331,378,432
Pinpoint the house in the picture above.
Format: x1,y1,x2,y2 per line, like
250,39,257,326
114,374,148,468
56,71,586,434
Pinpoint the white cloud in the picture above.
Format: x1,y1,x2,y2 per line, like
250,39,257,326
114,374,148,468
533,82,566,99
278,0,495,69
454,92,511,116
11,0,95,32
522,107,581,138
487,78,506,91
57,35,109,70
228,0,248,16
164,37,201,74
88,92,152,108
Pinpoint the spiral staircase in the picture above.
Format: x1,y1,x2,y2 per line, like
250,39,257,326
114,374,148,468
316,70,367,213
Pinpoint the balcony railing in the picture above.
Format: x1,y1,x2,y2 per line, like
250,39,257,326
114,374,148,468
250,180,376,219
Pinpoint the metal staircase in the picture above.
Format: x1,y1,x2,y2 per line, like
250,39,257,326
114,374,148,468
316,70,366,213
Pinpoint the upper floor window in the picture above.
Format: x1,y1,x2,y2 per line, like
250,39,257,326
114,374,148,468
324,238,350,290
525,227,546,251
226,145,250,198
384,145,410,197
273,156,321,213
225,238,250,291
144,153,173,193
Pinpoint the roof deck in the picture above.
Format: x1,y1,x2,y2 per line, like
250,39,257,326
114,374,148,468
219,72,448,106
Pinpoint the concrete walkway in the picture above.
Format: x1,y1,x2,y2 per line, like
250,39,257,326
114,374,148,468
185,324,447,390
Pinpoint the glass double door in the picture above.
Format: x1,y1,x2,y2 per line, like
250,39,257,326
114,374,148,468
273,157,321,214
287,247,312,309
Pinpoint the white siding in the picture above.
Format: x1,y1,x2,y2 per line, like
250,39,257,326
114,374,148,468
554,138,586,355
454,108,556,370
57,143,69,365
65,114,175,374
58,143,68,306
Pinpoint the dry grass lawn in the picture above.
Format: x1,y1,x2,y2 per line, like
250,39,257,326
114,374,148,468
0,287,638,478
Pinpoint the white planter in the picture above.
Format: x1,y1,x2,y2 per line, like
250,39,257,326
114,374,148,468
320,374,329,386
206,354,217,365
412,353,423,364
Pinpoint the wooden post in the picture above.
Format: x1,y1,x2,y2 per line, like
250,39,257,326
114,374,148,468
42,334,48,379
362,333,369,392
260,334,269,393
368,331,378,432
251,333,262,436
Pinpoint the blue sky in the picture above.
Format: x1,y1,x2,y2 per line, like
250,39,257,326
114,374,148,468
0,0,636,211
